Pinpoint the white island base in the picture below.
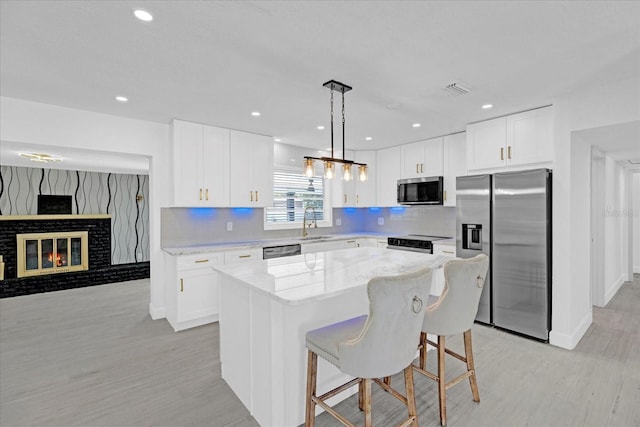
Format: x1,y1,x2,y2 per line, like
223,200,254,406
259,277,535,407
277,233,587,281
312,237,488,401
216,247,449,427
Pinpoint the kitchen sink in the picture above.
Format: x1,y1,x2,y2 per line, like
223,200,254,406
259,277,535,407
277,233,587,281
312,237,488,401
299,235,328,240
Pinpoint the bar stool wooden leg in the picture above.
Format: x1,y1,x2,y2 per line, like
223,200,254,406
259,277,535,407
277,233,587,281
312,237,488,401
419,332,427,370
464,330,480,402
358,379,364,411
363,378,372,427
438,335,447,426
403,365,418,427
305,350,318,427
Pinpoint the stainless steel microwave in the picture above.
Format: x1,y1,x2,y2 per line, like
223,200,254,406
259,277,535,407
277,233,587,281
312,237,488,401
397,176,444,205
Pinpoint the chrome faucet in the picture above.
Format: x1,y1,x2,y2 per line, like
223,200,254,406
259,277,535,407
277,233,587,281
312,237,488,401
302,206,318,237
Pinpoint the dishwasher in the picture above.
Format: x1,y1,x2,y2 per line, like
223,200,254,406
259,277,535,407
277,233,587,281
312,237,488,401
262,243,302,259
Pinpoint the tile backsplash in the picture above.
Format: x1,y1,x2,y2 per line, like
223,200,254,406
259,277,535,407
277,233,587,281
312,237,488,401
161,206,456,247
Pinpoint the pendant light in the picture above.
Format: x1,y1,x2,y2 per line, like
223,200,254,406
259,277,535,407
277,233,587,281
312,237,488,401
303,80,367,181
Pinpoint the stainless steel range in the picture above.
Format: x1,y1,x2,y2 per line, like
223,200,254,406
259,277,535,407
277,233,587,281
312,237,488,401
387,235,449,254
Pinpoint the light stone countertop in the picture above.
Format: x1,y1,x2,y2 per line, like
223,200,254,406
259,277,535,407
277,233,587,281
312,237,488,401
162,232,393,256
433,238,456,247
214,246,450,305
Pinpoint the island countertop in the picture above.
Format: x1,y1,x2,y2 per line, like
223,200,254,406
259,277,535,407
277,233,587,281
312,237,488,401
214,246,450,305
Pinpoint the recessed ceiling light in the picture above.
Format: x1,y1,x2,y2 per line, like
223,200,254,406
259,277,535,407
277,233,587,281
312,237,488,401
19,152,63,163
365,137,372,141
251,111,261,117
134,9,153,22
482,104,493,109
115,96,128,103
412,123,421,128
317,126,325,130
274,137,281,142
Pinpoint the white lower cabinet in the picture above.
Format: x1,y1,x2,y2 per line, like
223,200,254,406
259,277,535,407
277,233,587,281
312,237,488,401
224,248,262,264
432,244,456,296
166,248,263,331
166,252,224,332
177,268,220,323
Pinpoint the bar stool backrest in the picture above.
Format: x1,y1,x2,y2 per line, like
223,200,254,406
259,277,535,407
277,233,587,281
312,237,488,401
424,254,489,336
339,267,433,378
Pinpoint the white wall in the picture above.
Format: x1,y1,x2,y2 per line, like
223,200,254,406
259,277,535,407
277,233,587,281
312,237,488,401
603,156,627,302
634,172,640,274
551,75,640,349
0,96,171,318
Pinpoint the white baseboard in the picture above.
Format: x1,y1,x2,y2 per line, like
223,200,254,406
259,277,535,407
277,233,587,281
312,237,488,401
149,303,166,320
604,275,625,305
549,311,592,350
634,265,640,274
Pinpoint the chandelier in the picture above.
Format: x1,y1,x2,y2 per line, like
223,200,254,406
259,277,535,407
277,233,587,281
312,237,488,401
304,80,367,182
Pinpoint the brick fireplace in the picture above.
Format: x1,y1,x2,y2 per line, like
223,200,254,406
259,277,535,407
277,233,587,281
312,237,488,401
0,215,149,298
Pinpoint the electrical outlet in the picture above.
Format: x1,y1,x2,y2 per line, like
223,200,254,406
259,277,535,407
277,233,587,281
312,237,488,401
335,218,342,226
227,222,233,231
378,217,384,225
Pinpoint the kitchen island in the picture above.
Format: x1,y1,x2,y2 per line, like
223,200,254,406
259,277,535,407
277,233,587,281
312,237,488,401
215,246,449,427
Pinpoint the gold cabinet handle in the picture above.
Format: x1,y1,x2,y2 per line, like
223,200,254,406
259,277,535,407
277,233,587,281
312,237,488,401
199,188,203,201
180,278,184,292
444,190,447,201
416,164,419,174
356,194,359,204
420,163,424,173
250,191,253,202
344,194,347,203
500,147,504,161
508,146,512,160
442,250,454,254
239,254,252,259
206,189,209,201
255,190,259,202
195,259,209,264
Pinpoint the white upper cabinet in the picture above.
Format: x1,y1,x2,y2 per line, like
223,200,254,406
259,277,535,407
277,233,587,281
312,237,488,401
354,150,377,207
172,120,229,206
466,117,507,170
229,130,274,207
506,107,554,166
400,137,444,178
330,150,357,208
443,132,467,207
376,145,402,206
467,106,553,171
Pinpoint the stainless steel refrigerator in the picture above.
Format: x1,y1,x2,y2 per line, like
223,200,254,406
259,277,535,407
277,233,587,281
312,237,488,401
456,169,552,341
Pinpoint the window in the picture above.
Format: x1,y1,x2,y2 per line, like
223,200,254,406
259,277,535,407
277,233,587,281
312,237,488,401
264,169,330,229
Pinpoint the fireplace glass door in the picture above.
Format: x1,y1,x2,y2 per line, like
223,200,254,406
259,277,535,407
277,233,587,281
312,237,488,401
17,231,88,277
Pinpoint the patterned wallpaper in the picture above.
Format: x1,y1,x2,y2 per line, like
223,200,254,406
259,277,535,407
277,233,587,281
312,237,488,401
0,166,149,265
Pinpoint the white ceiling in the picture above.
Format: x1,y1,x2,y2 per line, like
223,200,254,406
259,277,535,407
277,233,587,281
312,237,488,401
1,1,639,172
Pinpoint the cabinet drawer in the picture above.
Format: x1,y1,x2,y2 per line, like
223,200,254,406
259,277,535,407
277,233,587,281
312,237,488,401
433,245,456,257
224,248,262,264
177,252,224,270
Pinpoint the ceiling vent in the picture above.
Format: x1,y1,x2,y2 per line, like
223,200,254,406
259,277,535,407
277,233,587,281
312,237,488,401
444,82,470,95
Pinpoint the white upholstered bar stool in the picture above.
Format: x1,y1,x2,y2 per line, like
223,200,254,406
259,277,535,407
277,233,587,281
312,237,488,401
305,267,433,427
414,254,489,426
